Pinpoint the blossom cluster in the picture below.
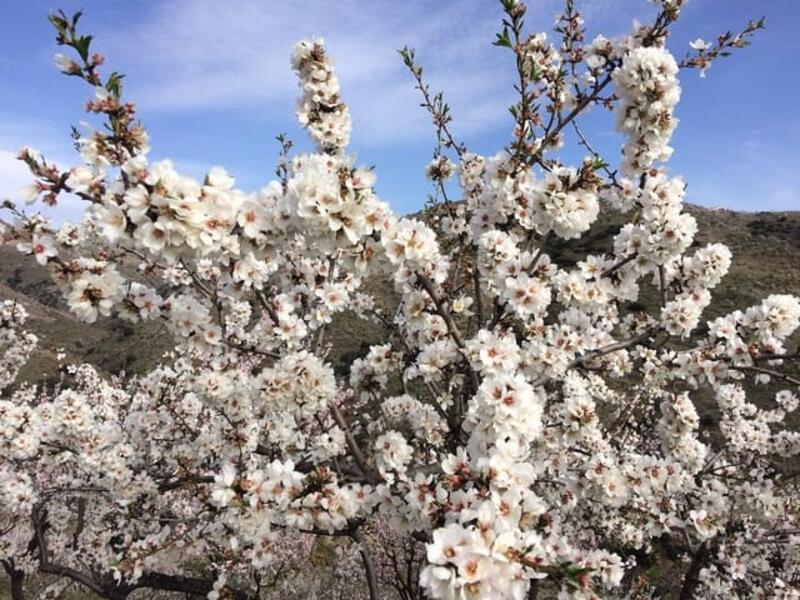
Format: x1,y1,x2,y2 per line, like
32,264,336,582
612,44,681,175
1,3,797,600
292,39,352,151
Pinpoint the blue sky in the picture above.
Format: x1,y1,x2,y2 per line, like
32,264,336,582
1,0,798,222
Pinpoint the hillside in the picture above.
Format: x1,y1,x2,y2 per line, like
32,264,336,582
0,247,172,385
1,205,799,386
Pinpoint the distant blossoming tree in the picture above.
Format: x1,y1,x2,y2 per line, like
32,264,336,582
2,1,798,599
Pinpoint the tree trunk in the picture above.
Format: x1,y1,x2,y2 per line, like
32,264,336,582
679,542,710,600
351,529,379,600
528,579,540,600
10,571,25,600
2,562,26,600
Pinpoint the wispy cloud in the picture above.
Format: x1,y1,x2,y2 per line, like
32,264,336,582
0,117,247,224
103,0,511,142
102,0,659,147
0,118,94,223
0,149,33,204
0,147,87,224
12,0,790,218
105,0,655,145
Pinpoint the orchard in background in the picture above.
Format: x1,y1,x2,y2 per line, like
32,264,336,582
2,1,799,599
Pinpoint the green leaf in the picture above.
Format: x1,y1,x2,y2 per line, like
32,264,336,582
48,13,68,37
493,27,512,48
74,34,93,62
106,72,125,98
397,46,416,69
592,157,608,170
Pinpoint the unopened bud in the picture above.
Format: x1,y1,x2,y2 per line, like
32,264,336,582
511,1,527,18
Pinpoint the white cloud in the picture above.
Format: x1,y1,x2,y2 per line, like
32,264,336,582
102,0,576,143
16,0,790,221
0,149,33,204
101,0,657,146
0,116,258,226
0,148,88,224
0,120,90,224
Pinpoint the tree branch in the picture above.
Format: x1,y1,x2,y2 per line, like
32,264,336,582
351,528,380,600
329,401,380,484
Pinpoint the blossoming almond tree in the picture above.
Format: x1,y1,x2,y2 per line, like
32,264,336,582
1,1,798,598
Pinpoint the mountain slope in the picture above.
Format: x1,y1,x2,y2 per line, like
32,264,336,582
1,206,798,385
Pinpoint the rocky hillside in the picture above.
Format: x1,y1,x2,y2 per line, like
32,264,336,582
1,206,799,387
0,247,171,385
